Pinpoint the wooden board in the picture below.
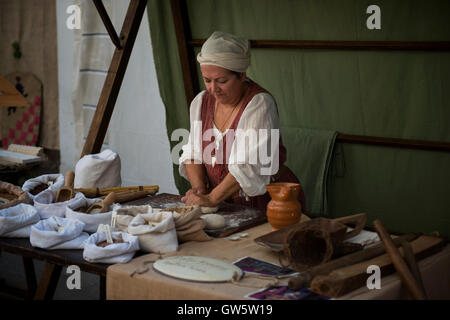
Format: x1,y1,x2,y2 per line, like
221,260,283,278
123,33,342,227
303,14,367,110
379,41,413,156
0,149,41,164
124,193,267,238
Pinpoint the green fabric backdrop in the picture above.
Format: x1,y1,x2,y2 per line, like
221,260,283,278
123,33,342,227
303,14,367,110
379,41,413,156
147,0,450,236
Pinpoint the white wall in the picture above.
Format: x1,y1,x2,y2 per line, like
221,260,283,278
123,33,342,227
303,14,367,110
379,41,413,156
57,0,78,174
56,0,178,194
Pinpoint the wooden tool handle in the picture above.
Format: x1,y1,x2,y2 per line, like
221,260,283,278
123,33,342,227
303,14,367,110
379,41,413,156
373,219,427,300
400,239,427,297
74,185,159,197
65,171,75,188
113,190,152,203
334,213,367,240
101,192,116,212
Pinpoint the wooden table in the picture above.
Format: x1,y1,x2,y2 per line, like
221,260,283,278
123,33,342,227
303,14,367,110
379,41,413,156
106,222,450,300
0,193,267,300
0,237,110,300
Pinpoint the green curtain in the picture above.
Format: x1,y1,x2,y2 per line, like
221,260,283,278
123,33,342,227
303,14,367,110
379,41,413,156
147,0,450,236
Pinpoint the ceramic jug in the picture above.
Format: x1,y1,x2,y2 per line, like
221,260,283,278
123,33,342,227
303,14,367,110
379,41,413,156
266,182,302,230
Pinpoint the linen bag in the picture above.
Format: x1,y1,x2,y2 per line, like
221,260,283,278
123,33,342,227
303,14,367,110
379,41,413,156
33,189,86,219
22,173,65,199
30,216,88,249
156,206,211,242
65,197,111,233
127,211,178,253
83,231,139,263
114,204,153,232
74,149,121,188
0,203,40,237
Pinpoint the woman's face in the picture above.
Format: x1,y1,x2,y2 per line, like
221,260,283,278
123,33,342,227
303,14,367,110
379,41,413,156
200,65,245,105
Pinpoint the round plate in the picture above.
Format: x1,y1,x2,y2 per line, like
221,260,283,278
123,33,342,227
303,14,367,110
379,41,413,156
153,256,243,283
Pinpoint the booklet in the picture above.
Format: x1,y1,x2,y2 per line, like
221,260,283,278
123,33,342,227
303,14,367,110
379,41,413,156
245,285,330,300
233,256,298,278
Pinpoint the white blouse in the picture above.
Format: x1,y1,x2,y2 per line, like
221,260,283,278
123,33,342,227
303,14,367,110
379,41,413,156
178,90,281,197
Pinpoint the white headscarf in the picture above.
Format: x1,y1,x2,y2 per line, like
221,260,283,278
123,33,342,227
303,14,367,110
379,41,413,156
197,31,250,73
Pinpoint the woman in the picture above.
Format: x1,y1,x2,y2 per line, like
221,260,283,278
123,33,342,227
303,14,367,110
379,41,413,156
179,31,306,213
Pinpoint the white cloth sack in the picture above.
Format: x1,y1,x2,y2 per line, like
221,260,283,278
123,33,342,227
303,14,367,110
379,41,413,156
33,189,86,219
2,225,34,238
83,231,139,263
65,197,110,233
22,173,65,199
0,203,40,237
74,149,121,188
30,216,87,249
114,204,153,232
127,211,178,253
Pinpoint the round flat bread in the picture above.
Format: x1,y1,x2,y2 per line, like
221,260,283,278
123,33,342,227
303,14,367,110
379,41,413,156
153,256,243,282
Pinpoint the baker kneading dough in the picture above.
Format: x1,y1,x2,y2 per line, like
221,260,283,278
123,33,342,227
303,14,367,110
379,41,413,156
201,214,226,230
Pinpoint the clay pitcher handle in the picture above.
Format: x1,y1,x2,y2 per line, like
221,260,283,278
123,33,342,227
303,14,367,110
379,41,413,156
278,186,291,201
65,171,75,188
334,213,367,240
101,192,116,212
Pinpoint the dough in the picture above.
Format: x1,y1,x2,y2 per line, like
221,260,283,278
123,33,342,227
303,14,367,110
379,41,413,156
200,206,219,214
201,214,226,230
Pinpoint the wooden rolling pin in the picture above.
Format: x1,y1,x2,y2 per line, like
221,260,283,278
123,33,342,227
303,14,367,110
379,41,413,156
288,233,418,290
74,185,159,198
373,219,427,300
99,190,153,203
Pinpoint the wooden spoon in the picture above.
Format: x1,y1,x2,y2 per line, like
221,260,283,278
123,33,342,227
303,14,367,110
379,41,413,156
86,192,116,214
55,171,75,203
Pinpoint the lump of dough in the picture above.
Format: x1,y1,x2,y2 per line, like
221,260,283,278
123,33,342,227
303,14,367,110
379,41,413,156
201,214,226,230
201,206,219,214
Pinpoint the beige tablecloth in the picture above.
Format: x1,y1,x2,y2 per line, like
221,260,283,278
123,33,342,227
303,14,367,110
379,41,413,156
106,220,450,300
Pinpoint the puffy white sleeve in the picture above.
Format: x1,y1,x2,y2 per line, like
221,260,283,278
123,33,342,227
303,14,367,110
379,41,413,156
228,93,281,197
178,91,205,180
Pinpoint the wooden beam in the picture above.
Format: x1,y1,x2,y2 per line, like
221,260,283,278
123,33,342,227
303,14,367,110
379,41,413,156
81,0,147,157
92,0,122,49
170,0,200,106
337,134,450,153
22,257,37,300
190,39,450,51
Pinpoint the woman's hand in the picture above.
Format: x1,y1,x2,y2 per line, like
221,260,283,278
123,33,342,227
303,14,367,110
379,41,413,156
182,190,218,207
181,187,206,202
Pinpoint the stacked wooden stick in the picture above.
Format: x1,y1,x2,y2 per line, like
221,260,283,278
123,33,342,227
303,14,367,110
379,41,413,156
287,219,445,299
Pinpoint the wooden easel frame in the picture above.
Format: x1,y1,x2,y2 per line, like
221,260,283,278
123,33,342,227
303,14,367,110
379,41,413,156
81,0,147,157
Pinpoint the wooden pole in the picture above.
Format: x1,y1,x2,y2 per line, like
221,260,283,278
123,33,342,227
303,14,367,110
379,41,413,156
92,0,122,49
373,220,427,300
170,0,200,107
81,0,147,157
190,39,450,51
288,233,417,290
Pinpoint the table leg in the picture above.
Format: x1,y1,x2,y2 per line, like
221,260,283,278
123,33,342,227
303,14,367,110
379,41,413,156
99,275,106,300
22,257,37,300
34,262,62,300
